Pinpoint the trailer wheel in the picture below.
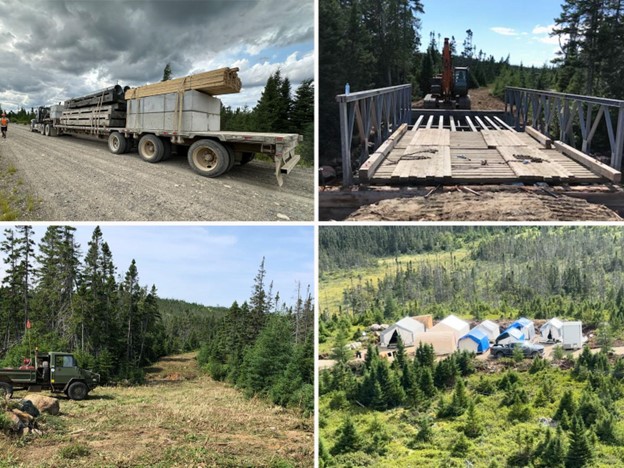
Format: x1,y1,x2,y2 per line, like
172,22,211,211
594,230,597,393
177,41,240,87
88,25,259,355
225,145,236,172
138,134,165,163
160,138,173,161
67,381,88,401
240,152,255,166
108,132,128,154
44,124,51,136
187,139,230,177
0,382,13,399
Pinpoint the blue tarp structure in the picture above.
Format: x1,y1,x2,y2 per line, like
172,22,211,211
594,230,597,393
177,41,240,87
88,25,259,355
495,327,525,344
458,328,490,353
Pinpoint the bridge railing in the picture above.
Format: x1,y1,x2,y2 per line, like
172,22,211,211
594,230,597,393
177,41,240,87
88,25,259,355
336,84,412,186
504,87,624,169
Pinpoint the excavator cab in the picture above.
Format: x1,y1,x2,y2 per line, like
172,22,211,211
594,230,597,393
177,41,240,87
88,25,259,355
454,68,468,95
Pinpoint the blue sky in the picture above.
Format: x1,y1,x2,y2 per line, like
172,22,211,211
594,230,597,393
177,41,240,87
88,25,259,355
419,0,564,67
0,225,314,308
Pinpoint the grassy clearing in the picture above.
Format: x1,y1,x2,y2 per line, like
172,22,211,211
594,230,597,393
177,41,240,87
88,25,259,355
320,249,471,316
0,352,312,467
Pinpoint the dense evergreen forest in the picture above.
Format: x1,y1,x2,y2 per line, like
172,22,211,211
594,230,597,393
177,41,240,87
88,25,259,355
319,0,624,166
320,226,624,466
220,71,314,165
198,261,315,414
0,227,313,416
320,226,624,331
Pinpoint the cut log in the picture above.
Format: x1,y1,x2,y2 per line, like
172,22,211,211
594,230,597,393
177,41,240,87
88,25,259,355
125,68,242,99
553,141,621,183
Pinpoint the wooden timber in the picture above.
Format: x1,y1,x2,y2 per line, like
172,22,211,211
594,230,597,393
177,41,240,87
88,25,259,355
125,67,242,99
359,124,408,182
525,126,552,149
554,141,622,183
363,125,607,186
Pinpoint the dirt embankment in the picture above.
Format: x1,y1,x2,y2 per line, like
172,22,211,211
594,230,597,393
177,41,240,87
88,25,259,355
346,190,622,221
0,125,314,221
1,352,313,467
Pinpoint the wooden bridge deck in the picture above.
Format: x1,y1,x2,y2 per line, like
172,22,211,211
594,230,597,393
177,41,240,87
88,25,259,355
361,125,607,186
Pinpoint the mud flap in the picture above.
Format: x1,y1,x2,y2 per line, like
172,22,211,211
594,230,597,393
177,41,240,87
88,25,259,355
275,157,284,187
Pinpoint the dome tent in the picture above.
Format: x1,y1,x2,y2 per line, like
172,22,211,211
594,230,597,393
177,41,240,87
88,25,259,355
540,318,563,341
475,320,500,342
495,327,524,345
509,317,535,340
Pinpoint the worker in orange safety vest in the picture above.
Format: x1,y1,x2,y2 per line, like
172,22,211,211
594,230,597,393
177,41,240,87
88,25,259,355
1,113,8,139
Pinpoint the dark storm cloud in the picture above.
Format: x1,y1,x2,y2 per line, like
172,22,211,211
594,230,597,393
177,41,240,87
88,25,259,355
0,0,313,109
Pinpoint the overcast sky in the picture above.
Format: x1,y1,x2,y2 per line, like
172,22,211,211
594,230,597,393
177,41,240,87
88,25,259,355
0,0,313,111
0,225,315,308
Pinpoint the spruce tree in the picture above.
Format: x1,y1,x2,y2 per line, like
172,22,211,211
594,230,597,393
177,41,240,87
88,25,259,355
331,416,362,455
565,415,594,468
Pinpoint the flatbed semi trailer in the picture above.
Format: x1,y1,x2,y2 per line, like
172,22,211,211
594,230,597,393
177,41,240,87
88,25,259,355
31,82,301,186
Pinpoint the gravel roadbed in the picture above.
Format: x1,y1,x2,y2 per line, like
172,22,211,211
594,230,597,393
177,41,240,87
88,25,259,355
0,125,314,221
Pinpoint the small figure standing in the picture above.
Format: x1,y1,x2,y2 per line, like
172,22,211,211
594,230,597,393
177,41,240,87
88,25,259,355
1,113,8,139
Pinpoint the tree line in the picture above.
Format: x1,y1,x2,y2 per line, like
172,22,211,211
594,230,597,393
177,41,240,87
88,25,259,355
198,259,315,414
0,226,169,382
220,71,314,165
321,226,624,333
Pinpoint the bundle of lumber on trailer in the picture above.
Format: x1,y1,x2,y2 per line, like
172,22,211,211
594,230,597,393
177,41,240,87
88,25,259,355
125,67,242,99
59,104,126,128
65,85,128,109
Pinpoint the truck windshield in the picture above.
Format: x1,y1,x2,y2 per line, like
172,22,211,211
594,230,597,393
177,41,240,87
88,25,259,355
55,355,76,367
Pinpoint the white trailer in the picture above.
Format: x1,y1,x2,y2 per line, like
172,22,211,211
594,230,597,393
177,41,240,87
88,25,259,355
561,321,584,350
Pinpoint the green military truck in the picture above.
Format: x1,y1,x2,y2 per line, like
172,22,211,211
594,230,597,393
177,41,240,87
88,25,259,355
0,352,100,400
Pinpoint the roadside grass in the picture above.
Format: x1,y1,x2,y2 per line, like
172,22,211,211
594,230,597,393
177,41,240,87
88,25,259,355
0,150,42,220
0,352,312,467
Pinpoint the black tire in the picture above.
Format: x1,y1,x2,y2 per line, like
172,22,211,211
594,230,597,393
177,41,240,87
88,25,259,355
240,152,255,166
495,351,504,359
108,132,128,154
160,138,173,161
0,382,13,399
138,134,165,163
67,381,88,401
187,139,230,177
225,145,236,172
44,124,50,136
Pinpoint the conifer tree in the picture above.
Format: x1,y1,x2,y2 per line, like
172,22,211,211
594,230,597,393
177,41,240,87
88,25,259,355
565,415,594,468
331,416,362,455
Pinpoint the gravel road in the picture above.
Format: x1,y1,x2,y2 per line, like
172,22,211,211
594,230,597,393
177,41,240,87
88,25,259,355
0,125,314,221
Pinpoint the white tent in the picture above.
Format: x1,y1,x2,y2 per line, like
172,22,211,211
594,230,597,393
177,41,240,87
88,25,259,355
475,320,500,342
540,318,564,341
510,317,536,341
430,314,470,342
380,317,425,347
413,332,457,355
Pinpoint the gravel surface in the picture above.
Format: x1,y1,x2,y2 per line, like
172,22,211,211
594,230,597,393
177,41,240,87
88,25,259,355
0,125,314,221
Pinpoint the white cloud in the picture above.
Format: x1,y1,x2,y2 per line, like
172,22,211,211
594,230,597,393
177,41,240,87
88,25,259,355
532,24,554,35
491,27,518,36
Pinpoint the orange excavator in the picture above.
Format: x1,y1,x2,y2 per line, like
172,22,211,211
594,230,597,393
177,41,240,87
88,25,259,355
424,37,471,109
